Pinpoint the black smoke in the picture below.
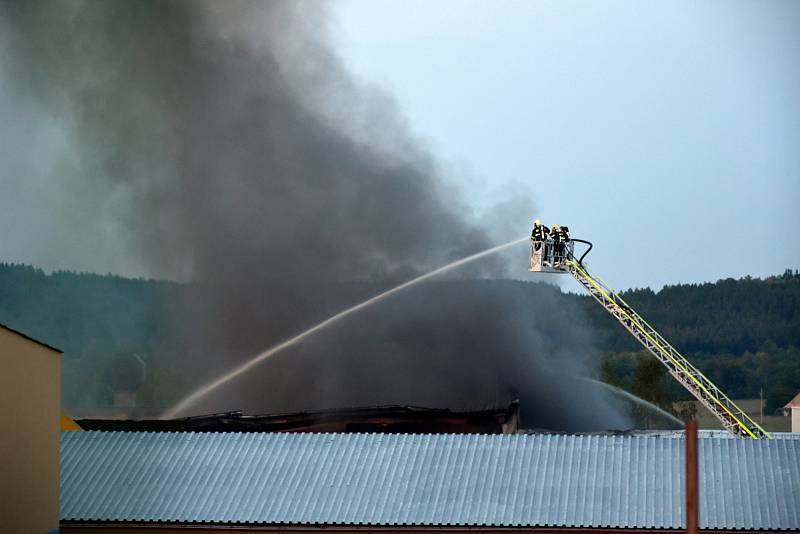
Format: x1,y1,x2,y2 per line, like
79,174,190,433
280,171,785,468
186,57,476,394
0,1,630,430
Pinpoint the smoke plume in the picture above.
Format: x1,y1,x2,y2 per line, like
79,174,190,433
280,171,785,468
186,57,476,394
0,1,629,430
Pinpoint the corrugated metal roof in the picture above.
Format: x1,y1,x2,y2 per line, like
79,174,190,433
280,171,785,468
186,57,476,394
61,431,800,530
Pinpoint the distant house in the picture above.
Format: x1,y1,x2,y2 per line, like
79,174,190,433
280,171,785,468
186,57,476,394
784,392,800,432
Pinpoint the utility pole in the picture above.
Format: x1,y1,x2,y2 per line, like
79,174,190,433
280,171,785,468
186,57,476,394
686,419,699,534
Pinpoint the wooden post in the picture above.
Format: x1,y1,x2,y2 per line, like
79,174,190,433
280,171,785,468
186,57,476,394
686,418,699,534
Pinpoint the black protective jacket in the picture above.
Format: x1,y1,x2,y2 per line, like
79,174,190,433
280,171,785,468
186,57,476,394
531,225,550,241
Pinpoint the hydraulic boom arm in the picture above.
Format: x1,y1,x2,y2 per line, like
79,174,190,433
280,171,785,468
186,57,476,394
528,235,769,438
566,254,769,439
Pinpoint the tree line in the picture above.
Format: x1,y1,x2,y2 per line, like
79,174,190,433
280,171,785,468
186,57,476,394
0,263,797,416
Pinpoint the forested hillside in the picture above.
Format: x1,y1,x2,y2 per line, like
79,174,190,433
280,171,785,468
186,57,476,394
0,264,192,414
1,263,798,418
580,270,800,412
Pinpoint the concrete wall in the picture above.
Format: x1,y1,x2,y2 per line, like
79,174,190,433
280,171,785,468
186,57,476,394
792,407,800,433
0,325,61,534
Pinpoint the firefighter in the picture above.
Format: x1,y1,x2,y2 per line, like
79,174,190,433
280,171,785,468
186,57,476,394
551,224,562,265
559,225,570,242
531,219,550,264
557,225,570,265
531,219,550,261
531,219,550,242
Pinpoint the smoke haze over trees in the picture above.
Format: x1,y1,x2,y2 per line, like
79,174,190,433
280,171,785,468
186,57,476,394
0,1,625,429
2,265,798,423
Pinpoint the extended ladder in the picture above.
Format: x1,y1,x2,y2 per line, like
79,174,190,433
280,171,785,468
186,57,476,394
566,258,769,439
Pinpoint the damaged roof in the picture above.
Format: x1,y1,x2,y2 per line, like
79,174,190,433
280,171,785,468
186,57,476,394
76,402,520,434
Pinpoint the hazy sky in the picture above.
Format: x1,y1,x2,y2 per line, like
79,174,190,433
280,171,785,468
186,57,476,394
0,1,798,291
333,0,800,289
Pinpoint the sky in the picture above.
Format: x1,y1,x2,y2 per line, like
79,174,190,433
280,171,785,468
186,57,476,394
332,0,800,290
0,1,798,291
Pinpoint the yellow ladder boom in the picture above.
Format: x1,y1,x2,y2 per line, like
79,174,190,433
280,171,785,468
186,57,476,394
567,258,769,439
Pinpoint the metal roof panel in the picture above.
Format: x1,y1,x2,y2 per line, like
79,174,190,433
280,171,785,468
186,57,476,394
60,431,800,530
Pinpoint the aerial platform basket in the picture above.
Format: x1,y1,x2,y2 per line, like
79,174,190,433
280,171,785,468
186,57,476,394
529,240,574,273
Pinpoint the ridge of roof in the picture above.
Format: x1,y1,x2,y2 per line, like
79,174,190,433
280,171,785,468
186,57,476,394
0,322,62,353
784,392,800,409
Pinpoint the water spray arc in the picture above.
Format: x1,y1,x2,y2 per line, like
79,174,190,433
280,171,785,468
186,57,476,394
582,377,683,427
163,237,529,418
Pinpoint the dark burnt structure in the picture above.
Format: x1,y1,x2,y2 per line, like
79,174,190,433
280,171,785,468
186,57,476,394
76,401,521,434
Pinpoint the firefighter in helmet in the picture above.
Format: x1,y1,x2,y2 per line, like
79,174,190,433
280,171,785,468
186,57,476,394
559,225,570,243
551,223,562,266
531,219,549,242
531,219,550,265
558,225,570,265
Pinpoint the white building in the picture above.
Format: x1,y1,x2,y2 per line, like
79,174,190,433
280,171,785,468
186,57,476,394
784,392,800,432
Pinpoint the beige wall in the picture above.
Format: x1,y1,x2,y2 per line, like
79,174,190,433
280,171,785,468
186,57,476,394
0,326,61,534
